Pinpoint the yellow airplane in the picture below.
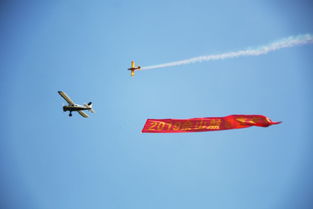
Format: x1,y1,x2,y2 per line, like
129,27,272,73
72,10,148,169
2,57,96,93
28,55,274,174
128,60,141,77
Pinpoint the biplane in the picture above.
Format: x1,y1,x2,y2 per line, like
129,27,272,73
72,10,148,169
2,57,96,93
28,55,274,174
128,60,141,77
58,91,95,118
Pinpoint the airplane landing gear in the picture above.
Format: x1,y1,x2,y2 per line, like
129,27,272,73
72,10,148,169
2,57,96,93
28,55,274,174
69,112,72,117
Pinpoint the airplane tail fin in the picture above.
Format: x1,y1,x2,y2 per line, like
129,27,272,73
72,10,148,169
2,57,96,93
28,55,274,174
85,102,96,113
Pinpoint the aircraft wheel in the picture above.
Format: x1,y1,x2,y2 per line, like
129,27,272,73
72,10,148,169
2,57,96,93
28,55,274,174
69,113,72,117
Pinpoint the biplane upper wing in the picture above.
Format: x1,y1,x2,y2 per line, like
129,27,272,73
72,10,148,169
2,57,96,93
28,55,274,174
58,91,75,105
78,111,89,118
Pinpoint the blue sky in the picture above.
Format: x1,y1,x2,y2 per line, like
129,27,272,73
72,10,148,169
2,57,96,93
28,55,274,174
1,0,313,209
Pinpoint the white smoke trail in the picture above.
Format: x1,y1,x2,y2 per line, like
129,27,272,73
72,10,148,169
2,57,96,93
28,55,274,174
141,34,313,70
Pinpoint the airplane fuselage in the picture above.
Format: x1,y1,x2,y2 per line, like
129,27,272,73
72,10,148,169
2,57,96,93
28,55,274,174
63,105,91,112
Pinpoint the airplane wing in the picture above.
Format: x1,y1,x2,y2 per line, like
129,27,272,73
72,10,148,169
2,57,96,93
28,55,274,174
131,61,135,68
58,91,75,105
78,111,89,118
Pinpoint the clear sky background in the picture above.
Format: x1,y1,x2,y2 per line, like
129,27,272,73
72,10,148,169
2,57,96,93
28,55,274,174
1,0,313,209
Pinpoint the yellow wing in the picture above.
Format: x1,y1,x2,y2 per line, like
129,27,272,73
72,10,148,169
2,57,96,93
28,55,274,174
131,61,135,68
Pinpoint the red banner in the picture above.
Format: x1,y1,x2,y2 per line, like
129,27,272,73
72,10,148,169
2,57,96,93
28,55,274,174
142,115,281,133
